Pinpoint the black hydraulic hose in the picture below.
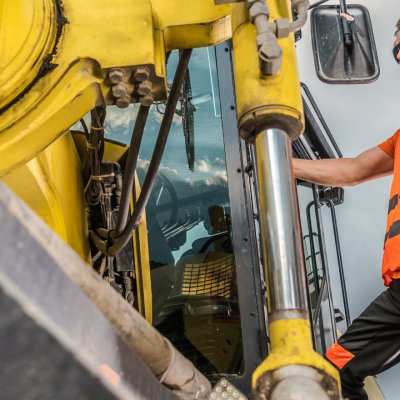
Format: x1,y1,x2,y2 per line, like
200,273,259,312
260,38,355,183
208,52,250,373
90,106,106,177
80,118,89,138
80,118,91,181
108,48,193,256
326,199,351,326
114,105,150,235
90,230,108,254
308,0,329,10
85,107,106,206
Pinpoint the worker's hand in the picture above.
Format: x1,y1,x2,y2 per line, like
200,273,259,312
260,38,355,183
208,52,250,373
340,12,355,22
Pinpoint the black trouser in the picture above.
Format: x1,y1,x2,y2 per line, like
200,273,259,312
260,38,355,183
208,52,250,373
326,278,400,400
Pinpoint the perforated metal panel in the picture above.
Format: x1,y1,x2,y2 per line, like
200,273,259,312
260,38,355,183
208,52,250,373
210,378,247,400
181,254,233,298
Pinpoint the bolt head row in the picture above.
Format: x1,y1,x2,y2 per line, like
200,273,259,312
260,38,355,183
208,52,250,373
107,66,154,108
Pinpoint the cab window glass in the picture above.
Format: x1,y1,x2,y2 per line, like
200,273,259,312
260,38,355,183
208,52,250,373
106,47,244,378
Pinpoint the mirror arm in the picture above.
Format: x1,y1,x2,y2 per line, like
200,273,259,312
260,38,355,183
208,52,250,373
339,0,354,48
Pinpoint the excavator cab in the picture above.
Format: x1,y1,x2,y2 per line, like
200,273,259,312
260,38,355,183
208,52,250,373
0,1,388,398
93,43,376,396
99,45,267,393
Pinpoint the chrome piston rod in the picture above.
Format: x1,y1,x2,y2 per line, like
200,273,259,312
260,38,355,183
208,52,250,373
252,128,338,400
254,128,308,316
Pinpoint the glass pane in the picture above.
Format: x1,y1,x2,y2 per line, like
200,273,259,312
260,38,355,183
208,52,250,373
106,48,244,379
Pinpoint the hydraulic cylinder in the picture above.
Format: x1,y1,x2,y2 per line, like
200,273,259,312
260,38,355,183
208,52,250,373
230,1,341,398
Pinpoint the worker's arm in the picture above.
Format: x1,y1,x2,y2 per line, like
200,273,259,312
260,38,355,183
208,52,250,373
293,146,394,187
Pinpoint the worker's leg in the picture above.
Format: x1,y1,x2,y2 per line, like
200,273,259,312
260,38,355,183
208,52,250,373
325,278,400,400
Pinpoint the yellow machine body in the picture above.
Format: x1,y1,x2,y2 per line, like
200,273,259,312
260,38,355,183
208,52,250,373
0,0,232,320
231,0,304,142
0,0,340,396
252,319,340,388
1,132,90,263
0,0,232,177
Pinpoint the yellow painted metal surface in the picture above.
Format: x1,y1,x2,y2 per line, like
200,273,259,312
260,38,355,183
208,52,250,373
72,131,129,166
1,132,90,263
0,0,232,177
252,318,340,386
0,0,163,176
0,0,335,390
151,0,231,51
0,0,57,109
0,61,102,177
244,2,338,394
132,179,152,323
231,1,304,141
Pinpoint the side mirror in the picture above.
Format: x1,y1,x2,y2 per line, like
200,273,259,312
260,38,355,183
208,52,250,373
311,4,380,84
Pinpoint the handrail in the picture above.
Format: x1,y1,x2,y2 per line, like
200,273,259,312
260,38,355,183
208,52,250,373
323,199,351,327
312,275,327,329
307,195,351,337
306,201,321,297
305,199,327,355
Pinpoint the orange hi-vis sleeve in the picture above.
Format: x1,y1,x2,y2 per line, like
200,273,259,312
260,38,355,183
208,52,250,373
326,342,355,369
378,129,400,158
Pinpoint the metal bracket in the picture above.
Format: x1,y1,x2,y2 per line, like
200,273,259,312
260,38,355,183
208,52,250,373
318,186,344,206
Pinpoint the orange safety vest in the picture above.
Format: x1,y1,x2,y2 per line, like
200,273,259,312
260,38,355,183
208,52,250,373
378,129,400,286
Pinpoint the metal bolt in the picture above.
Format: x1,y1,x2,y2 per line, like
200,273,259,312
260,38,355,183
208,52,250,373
139,94,154,107
137,80,153,96
112,82,128,98
108,68,125,84
115,94,131,109
133,66,150,82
